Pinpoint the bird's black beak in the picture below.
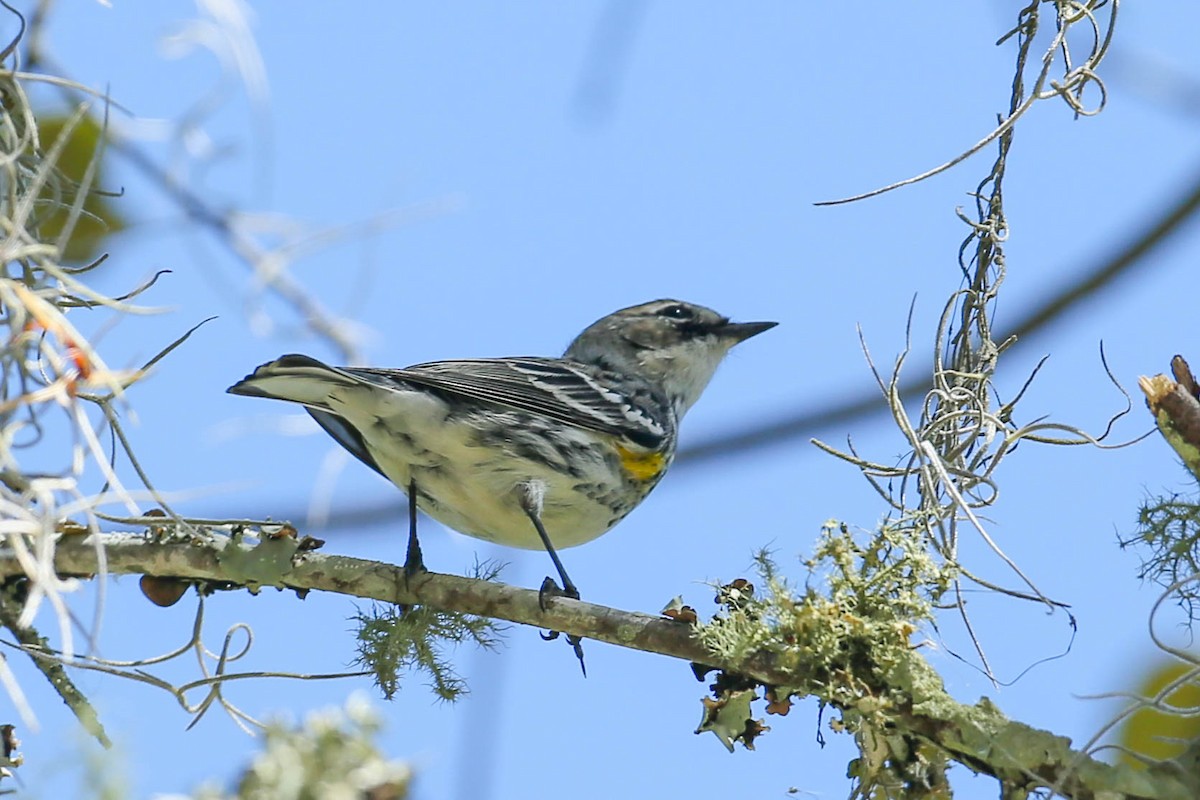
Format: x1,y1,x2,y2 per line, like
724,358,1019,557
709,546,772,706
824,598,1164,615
718,320,778,343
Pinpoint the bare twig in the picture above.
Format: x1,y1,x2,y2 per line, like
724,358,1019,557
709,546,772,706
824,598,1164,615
0,583,110,747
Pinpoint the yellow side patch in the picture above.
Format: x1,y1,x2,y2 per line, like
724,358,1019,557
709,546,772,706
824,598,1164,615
617,445,668,482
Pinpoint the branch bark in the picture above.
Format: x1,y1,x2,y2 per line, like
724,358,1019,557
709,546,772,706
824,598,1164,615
2,531,1196,800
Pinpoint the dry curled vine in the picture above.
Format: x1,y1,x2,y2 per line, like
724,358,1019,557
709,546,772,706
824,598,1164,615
9,593,371,733
810,1,1137,687
0,1,221,749
818,0,1117,206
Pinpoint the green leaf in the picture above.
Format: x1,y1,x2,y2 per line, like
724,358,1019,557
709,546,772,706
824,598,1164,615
36,113,127,263
1117,659,1200,766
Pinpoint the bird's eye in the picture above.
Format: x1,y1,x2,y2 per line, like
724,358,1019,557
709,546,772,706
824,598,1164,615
659,304,694,320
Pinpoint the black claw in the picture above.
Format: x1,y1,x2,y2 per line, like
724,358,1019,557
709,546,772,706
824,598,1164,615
538,576,564,610
568,634,587,676
538,576,580,611
538,576,555,611
537,629,587,675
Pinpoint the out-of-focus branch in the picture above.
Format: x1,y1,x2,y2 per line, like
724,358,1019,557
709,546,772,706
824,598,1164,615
570,0,649,126
685,159,1200,465
24,4,415,365
277,159,1200,532
1001,165,1200,344
1,530,1195,799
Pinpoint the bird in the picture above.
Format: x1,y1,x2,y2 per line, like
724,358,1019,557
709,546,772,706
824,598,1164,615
227,299,776,605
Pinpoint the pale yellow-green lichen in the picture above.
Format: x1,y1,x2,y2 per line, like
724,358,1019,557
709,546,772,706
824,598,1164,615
697,517,954,707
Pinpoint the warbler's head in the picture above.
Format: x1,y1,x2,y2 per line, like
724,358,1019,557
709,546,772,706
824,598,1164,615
564,299,776,416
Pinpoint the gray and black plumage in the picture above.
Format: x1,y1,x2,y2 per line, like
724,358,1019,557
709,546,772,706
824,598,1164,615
228,299,776,593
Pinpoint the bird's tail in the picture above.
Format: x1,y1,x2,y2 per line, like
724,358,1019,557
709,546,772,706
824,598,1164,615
228,355,387,476
226,354,357,409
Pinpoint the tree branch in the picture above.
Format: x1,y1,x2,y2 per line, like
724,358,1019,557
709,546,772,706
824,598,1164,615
1,531,1195,799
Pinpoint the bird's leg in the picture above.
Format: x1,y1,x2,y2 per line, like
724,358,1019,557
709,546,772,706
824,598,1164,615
516,481,579,603
517,481,586,676
403,477,426,582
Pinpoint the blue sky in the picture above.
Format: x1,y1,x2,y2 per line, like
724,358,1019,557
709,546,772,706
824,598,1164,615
6,2,1200,798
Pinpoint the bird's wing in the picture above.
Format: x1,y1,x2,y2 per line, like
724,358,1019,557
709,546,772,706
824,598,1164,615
347,357,669,449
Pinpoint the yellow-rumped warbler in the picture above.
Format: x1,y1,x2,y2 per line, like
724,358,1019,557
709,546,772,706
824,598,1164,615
228,299,775,602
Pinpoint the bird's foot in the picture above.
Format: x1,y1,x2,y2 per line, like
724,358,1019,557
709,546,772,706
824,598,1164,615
538,576,580,611
537,577,586,675
540,582,585,676
402,547,427,588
